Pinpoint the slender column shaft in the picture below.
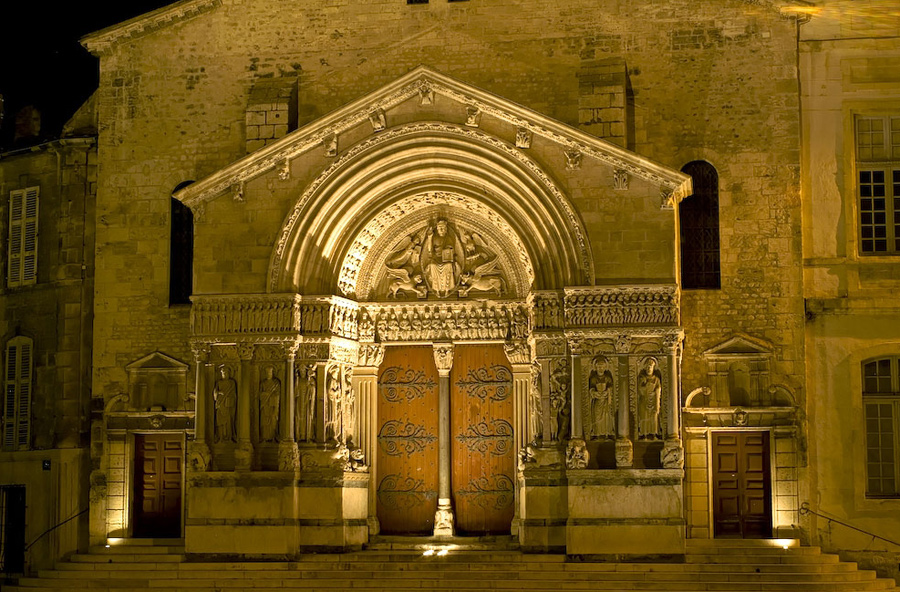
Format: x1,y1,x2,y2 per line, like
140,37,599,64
617,356,630,440
667,350,679,438
194,355,209,444
510,366,531,457
238,357,252,444
281,353,295,442
432,344,454,536
570,355,583,439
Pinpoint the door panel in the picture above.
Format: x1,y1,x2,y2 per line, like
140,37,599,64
376,346,439,535
451,345,515,535
134,434,182,538
712,431,772,538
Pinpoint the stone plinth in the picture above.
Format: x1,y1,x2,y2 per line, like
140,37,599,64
566,469,684,558
518,464,568,553
185,469,368,555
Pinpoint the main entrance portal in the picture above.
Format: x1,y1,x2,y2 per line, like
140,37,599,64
375,345,515,536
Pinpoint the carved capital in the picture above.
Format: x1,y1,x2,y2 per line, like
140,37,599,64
503,340,532,365
190,342,211,362
282,341,301,359
358,344,385,368
615,334,632,354
434,502,455,536
515,127,531,149
238,343,255,361
278,443,301,471
433,344,454,375
614,169,629,191
187,441,210,473
660,187,675,210
663,332,683,353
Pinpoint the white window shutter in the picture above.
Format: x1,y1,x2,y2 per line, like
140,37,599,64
3,337,33,451
3,343,17,450
7,187,38,287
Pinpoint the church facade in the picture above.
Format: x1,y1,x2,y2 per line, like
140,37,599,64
1,0,898,580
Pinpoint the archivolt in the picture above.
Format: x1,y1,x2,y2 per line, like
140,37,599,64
268,122,594,294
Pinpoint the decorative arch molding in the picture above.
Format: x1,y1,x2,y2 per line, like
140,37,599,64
268,122,594,295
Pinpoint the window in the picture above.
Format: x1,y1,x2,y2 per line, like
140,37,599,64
679,161,721,289
3,337,33,452
856,116,900,254
7,186,39,288
863,356,900,497
170,196,194,305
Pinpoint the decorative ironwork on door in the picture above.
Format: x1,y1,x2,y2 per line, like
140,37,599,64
376,346,439,534
451,345,516,535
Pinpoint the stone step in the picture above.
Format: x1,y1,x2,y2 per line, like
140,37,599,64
685,552,841,564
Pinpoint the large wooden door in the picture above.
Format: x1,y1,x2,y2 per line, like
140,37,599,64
712,431,772,538
451,345,515,535
133,434,183,538
376,346,439,534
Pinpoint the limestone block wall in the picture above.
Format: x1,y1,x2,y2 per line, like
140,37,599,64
800,3,900,579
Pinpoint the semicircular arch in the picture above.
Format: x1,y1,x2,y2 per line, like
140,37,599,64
269,122,594,295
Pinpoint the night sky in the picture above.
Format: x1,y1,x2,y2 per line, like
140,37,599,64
0,1,171,149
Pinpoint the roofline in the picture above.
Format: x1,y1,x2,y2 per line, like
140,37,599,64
175,66,692,206
0,137,96,160
80,0,221,56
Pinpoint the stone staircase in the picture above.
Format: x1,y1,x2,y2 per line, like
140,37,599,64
4,538,899,591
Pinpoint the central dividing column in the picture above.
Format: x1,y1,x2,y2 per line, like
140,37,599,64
432,343,455,536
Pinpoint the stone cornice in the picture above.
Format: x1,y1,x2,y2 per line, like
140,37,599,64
174,66,692,208
80,0,222,56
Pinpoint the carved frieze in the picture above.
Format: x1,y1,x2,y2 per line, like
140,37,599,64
369,301,528,342
564,285,679,327
548,357,570,442
503,340,533,365
191,294,303,337
358,344,385,368
534,334,567,357
532,292,563,330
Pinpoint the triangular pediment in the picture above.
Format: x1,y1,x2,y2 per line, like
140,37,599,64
703,334,773,358
175,66,690,208
126,351,189,371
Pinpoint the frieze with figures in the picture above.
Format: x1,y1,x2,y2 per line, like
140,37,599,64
564,286,679,327
368,302,529,342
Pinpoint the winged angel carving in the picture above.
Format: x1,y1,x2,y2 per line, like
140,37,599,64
383,218,506,299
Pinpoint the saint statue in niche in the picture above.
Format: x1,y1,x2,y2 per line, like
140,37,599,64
213,365,237,443
587,356,615,439
295,364,317,442
636,357,663,440
382,217,506,299
258,365,281,442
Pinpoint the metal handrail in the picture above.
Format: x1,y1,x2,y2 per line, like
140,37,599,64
799,502,900,548
24,507,88,552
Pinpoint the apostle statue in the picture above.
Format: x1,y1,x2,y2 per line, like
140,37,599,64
637,357,663,440
588,356,615,439
213,365,237,443
258,365,281,442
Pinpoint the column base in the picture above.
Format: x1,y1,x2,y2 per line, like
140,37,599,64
661,436,684,469
433,500,455,536
615,437,633,468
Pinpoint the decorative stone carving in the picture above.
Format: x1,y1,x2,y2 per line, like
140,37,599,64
370,302,527,342
232,181,244,202
515,127,531,149
518,444,536,471
369,108,386,132
566,438,589,469
234,442,253,470
358,344,385,367
434,504,455,534
660,187,676,210
295,363,317,442
661,436,684,469
433,344,454,374
324,133,338,157
614,169,629,191
213,365,237,443
615,334,632,354
585,355,616,439
636,356,662,440
418,84,434,106
187,441,210,472
532,292,563,330
564,286,679,327
615,437,634,468
325,364,345,444
465,105,480,127
503,340,532,365
535,335,567,357
258,365,281,442
125,352,189,412
278,159,291,181
549,357,570,442
191,294,303,337
359,308,376,341
565,150,582,170
278,443,301,471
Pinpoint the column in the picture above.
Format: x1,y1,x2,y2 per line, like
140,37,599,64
278,342,300,471
503,341,533,458
189,342,211,472
566,353,589,469
615,350,633,468
662,333,684,469
433,343,455,536
355,343,384,536
235,343,254,470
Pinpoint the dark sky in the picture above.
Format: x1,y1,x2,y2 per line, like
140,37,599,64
0,1,172,148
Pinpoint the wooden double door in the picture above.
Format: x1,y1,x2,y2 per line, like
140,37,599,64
376,345,515,535
712,431,772,538
133,434,183,538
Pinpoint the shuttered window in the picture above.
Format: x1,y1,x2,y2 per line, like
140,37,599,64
3,337,33,451
7,187,39,287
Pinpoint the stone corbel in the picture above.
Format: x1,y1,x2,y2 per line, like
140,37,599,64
614,169,629,191
324,133,338,157
232,181,244,203
278,159,291,181
419,83,434,106
515,127,532,149
465,105,481,127
660,187,675,210
369,108,387,132
565,149,582,170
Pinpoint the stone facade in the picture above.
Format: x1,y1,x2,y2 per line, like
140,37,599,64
1,0,896,578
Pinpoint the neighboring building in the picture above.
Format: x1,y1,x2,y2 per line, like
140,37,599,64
0,0,897,583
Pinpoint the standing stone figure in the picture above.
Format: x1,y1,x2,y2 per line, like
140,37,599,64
213,365,237,443
422,218,463,298
295,364,317,442
326,364,344,443
258,365,281,442
549,358,569,441
637,357,663,440
529,362,543,443
588,356,615,439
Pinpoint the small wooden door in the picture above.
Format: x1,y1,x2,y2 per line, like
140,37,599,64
451,345,515,535
712,431,772,538
134,434,183,538
376,346,440,534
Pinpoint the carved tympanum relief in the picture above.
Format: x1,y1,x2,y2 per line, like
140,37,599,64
381,217,508,300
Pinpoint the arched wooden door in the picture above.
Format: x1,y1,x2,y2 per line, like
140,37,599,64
376,346,439,534
451,345,515,535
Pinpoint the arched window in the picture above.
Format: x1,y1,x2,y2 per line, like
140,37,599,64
170,185,194,305
679,161,720,289
863,356,900,497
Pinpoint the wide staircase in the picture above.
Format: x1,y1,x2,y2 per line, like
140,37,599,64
5,538,899,591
